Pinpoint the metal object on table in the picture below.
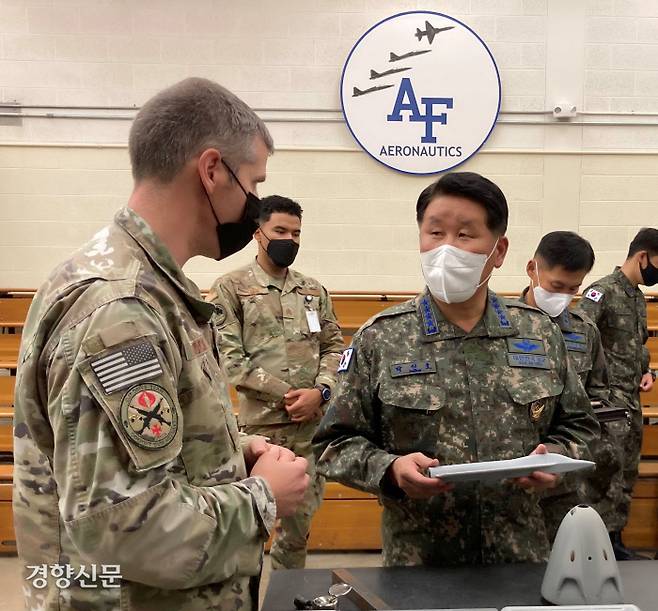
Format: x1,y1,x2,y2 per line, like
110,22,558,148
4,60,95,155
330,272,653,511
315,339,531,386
331,568,393,610
293,582,354,609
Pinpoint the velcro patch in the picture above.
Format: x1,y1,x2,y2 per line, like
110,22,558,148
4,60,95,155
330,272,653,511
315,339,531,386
507,353,550,369
562,331,586,344
506,337,545,355
585,288,603,303
390,360,437,378
120,384,178,450
337,348,354,373
565,341,588,353
91,341,164,394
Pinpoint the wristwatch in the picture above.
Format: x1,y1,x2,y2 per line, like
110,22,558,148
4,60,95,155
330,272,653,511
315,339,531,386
650,369,657,382
314,384,331,403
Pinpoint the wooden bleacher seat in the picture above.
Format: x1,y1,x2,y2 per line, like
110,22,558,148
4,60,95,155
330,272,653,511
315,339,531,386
308,483,382,550
0,334,20,370
0,463,16,554
647,336,658,370
0,406,11,454
0,298,32,331
0,377,14,407
643,383,658,408
647,301,658,332
625,462,658,550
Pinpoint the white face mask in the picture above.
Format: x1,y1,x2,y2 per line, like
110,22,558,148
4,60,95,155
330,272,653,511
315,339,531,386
531,260,574,317
420,240,498,304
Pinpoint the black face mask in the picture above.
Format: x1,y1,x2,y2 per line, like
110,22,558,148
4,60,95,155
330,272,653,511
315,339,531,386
640,255,658,286
262,232,299,268
203,159,261,260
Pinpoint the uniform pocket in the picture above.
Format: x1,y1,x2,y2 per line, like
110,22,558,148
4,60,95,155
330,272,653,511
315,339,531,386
506,373,564,450
377,377,444,455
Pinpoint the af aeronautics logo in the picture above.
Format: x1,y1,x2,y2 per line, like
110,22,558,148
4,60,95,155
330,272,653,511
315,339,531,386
341,11,501,175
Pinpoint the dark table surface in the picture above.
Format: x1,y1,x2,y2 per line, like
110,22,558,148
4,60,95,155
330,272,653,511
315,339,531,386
262,561,656,611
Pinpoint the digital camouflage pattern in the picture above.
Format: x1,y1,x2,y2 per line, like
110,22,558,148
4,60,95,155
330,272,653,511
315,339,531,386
314,290,600,567
13,207,276,611
208,260,343,568
576,267,651,527
520,289,623,537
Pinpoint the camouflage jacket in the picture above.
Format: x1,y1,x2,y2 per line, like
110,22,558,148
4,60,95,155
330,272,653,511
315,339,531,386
13,208,275,611
313,290,599,566
576,267,650,401
520,287,609,405
208,259,343,426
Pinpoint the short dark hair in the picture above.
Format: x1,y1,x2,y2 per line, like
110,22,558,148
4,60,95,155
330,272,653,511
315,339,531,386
258,195,303,225
534,231,595,273
129,78,273,183
416,172,508,234
627,227,658,259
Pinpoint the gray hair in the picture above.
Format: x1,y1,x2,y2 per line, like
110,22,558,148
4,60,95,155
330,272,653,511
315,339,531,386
129,77,274,183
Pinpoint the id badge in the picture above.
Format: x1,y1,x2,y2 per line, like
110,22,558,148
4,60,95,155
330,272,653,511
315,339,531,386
305,309,321,333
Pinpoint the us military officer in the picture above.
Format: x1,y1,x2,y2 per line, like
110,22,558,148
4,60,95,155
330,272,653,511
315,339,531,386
519,231,621,542
576,227,658,559
13,78,309,611
208,195,344,569
313,173,600,567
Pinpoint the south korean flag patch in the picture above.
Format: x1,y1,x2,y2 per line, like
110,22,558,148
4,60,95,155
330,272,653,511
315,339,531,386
337,348,354,373
585,288,603,303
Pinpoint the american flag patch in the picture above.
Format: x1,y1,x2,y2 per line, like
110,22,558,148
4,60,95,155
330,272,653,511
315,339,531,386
91,341,164,394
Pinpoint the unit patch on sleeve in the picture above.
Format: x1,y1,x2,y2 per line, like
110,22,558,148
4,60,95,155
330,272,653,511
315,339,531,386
120,384,178,450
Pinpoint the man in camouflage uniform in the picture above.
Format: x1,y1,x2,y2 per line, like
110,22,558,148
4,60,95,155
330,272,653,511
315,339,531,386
314,174,599,567
13,79,310,611
208,195,343,569
519,231,622,542
576,227,658,559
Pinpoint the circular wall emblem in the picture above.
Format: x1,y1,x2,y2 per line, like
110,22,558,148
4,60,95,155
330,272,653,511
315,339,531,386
120,384,178,449
341,11,501,175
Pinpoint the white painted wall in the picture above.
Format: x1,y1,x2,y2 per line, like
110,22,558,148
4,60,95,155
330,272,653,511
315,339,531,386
1,0,657,292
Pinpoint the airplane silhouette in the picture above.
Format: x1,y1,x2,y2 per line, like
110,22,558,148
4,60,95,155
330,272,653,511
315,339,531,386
352,84,395,97
370,66,411,80
415,21,455,44
389,49,432,62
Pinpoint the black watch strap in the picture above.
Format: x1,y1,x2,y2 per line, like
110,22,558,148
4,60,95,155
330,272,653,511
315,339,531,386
315,384,331,402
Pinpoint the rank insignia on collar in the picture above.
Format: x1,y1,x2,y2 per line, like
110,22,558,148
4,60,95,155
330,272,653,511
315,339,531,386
420,295,439,336
490,295,511,328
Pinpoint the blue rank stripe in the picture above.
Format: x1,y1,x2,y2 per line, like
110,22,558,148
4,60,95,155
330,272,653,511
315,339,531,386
490,295,511,328
420,295,439,336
